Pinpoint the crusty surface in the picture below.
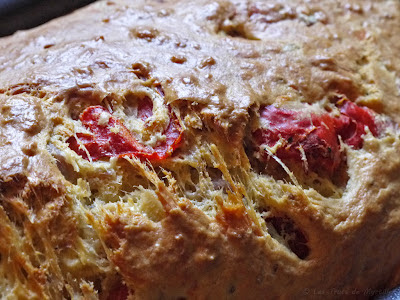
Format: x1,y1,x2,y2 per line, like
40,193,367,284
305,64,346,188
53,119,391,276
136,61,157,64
1,0,400,299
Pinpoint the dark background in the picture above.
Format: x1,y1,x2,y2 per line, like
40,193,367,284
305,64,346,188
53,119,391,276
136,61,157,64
0,0,96,37
1,1,400,299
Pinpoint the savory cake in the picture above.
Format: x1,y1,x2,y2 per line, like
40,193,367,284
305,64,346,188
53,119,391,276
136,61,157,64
1,0,400,298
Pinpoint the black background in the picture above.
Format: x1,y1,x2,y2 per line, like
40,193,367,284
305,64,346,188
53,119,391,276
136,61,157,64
0,0,96,37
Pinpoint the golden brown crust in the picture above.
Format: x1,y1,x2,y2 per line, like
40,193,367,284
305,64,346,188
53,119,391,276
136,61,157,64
1,0,400,299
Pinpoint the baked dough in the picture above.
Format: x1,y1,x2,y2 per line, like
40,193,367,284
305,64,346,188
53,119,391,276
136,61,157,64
1,0,400,299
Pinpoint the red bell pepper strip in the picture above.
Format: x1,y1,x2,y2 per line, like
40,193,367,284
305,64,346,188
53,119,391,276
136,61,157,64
336,100,378,149
67,101,182,161
253,100,379,175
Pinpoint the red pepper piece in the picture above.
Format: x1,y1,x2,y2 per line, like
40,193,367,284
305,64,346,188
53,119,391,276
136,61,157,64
254,106,341,175
153,112,183,159
254,101,379,175
67,133,100,160
336,100,378,149
137,96,154,121
67,103,182,161
135,96,183,159
67,106,152,161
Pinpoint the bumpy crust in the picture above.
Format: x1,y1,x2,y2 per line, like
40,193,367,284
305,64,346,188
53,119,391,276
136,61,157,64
1,0,400,299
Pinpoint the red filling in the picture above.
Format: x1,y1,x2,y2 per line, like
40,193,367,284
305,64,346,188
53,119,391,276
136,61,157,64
137,96,154,121
336,100,378,148
67,101,182,161
253,100,379,175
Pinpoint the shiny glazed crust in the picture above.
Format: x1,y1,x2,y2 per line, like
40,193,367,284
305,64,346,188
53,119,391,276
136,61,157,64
1,0,400,299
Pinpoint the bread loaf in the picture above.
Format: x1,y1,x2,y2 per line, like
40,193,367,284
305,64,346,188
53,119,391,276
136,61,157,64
1,0,400,298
